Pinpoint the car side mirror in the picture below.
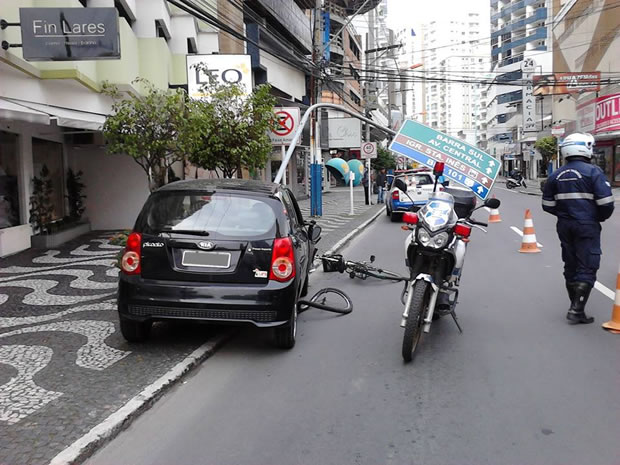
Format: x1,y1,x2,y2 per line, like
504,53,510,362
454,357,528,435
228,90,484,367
394,178,407,192
485,198,500,209
309,225,322,242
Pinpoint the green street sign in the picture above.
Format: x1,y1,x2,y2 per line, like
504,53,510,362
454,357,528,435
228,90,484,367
389,120,500,199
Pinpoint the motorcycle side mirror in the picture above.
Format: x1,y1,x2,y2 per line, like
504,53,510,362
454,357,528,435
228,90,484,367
370,255,375,263
394,178,407,192
442,180,450,187
485,198,501,209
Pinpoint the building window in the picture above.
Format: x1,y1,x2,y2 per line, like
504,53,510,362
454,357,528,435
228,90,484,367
115,0,134,26
187,37,197,54
348,35,360,60
349,90,360,106
155,20,170,41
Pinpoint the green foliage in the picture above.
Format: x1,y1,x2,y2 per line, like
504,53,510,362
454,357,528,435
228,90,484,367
102,79,198,191
109,230,131,269
29,165,54,235
66,168,86,221
371,146,397,171
187,69,277,179
534,136,557,166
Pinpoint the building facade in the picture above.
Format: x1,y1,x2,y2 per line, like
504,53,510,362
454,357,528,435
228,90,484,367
486,0,553,178
0,0,314,257
551,0,620,186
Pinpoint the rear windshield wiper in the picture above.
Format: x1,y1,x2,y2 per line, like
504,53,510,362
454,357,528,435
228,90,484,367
158,228,210,236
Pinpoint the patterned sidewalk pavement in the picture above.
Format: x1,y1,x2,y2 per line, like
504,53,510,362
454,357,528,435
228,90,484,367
0,186,383,465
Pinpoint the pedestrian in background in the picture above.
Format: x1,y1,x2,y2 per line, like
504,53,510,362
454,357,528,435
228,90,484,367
376,168,387,204
542,133,615,324
362,169,369,205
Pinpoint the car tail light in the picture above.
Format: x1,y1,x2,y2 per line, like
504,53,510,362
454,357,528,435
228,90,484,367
121,232,142,275
270,237,295,282
403,212,418,225
454,224,472,238
392,190,399,201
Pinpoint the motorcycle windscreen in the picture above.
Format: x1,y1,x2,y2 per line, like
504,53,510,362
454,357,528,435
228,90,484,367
419,199,454,232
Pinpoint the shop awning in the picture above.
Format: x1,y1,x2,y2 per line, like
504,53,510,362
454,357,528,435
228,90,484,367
0,99,50,125
15,100,106,131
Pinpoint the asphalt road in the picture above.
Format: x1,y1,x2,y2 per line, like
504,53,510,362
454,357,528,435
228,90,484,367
87,190,620,465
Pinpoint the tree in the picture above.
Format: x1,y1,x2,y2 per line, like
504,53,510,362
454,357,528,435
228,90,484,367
534,136,557,169
187,72,276,179
102,78,199,191
371,146,397,171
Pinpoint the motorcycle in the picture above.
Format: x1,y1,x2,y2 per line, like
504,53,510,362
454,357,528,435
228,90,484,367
506,172,527,189
394,162,501,362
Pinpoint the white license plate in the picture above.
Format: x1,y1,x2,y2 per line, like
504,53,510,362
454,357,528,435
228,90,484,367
182,251,231,268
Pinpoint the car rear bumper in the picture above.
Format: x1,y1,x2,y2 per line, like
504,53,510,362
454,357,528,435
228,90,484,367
118,276,297,327
392,200,427,212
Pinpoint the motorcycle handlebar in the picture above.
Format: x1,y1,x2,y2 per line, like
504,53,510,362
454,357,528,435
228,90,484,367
468,219,488,227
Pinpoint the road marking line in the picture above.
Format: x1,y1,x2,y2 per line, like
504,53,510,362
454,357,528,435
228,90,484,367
510,226,543,248
594,281,615,301
510,228,615,302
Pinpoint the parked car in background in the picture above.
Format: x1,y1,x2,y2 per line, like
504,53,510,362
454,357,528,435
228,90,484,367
386,169,436,222
117,179,321,349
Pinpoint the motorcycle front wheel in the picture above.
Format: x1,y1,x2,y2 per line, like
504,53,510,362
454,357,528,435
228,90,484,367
506,181,514,189
402,280,430,363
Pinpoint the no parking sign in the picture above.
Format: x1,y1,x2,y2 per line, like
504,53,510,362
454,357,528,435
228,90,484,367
269,107,300,145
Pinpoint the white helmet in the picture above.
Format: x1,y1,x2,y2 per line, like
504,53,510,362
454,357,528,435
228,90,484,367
560,132,594,159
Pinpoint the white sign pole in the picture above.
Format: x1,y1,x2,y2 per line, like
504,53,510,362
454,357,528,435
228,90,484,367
368,159,372,205
349,171,355,215
281,145,287,185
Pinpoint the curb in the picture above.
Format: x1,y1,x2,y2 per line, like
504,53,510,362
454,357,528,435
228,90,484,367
312,206,385,269
49,331,235,465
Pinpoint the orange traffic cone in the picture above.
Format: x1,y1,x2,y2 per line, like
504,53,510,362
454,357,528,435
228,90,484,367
488,196,502,223
602,264,620,334
518,209,541,253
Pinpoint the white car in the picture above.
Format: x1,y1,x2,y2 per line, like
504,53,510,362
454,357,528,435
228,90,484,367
386,170,436,222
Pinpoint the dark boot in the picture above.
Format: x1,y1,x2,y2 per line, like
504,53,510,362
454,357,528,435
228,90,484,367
566,282,594,324
565,281,576,303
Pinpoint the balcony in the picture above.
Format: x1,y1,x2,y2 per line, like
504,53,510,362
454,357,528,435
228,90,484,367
492,26,546,56
491,7,546,39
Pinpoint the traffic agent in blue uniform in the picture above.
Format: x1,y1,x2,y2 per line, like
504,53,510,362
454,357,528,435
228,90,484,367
542,133,615,324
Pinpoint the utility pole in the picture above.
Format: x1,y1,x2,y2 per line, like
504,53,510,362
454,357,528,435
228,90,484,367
387,29,396,132
310,0,323,217
365,7,375,204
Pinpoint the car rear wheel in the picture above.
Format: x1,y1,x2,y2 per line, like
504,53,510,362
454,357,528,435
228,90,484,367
300,275,309,297
273,305,297,349
119,316,152,343
390,211,401,222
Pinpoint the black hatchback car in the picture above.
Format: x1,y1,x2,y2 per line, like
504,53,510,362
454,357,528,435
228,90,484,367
117,179,321,349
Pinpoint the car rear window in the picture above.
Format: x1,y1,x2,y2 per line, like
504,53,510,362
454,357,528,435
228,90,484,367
136,191,278,239
397,173,433,186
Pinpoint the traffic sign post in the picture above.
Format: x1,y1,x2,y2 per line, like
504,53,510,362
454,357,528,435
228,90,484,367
389,120,500,200
269,107,300,187
360,141,377,159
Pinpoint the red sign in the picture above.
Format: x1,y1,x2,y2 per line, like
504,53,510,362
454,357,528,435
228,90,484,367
595,93,620,133
273,111,294,136
533,72,601,96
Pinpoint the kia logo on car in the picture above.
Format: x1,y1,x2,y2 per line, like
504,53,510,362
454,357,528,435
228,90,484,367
198,241,215,250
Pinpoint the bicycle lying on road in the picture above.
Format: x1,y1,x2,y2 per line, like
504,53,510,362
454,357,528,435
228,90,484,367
320,254,407,282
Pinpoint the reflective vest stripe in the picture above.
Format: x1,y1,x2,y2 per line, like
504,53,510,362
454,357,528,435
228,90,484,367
595,195,614,205
542,199,556,207
555,193,594,200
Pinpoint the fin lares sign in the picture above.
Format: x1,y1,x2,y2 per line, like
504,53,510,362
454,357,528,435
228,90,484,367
19,8,120,61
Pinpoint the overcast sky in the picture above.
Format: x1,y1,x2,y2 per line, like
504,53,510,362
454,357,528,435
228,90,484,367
386,0,490,33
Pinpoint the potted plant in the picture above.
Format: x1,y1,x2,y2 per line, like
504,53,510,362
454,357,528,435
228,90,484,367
30,167,91,248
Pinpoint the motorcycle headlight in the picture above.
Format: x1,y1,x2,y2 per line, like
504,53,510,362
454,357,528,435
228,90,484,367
431,232,449,249
417,228,431,246
417,229,449,249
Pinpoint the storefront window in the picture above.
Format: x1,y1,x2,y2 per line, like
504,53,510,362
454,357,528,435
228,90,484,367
592,145,613,182
615,144,620,184
32,138,64,221
0,131,20,228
